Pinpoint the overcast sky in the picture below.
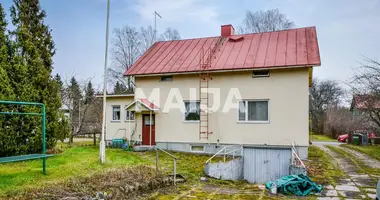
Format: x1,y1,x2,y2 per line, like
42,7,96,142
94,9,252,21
2,0,380,88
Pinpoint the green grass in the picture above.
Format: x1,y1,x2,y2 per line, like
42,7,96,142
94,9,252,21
342,144,380,161
310,134,336,142
305,145,345,186
0,146,151,196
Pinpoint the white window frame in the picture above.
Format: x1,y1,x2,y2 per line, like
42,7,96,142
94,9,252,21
111,105,121,122
190,145,205,153
183,100,200,123
237,100,269,123
125,110,135,121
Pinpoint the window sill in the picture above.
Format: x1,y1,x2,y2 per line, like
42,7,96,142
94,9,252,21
237,121,269,124
183,120,200,123
124,120,135,122
111,120,121,123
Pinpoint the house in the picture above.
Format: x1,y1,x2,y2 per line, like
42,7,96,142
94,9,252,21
105,25,321,183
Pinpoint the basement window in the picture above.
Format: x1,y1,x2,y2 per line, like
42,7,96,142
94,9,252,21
160,75,173,82
191,145,205,152
252,70,270,78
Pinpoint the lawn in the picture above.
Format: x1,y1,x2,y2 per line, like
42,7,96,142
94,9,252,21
0,142,325,199
305,145,346,186
341,144,380,161
310,134,336,142
0,146,149,196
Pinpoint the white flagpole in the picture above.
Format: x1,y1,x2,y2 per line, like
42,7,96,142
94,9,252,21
100,0,110,163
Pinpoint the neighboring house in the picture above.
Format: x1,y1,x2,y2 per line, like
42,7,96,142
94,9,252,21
350,94,380,133
105,24,321,183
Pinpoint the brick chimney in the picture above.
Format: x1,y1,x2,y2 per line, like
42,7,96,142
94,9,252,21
221,24,235,37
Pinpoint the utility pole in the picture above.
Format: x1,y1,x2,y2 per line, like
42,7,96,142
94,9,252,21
154,11,162,42
100,0,110,164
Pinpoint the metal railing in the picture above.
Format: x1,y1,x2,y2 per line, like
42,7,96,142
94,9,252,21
291,144,305,168
155,146,178,185
205,145,243,164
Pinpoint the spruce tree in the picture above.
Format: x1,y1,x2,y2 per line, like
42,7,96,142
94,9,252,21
8,0,65,152
84,81,95,104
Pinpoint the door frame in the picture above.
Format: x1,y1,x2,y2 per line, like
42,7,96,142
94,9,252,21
142,113,155,145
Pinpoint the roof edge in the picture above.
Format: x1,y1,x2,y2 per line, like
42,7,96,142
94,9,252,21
126,65,319,77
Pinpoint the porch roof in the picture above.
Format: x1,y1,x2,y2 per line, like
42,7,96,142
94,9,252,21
125,98,159,111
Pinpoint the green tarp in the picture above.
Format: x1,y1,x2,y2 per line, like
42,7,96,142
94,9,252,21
266,174,323,196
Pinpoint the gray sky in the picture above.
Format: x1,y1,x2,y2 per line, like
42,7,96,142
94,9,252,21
2,0,380,88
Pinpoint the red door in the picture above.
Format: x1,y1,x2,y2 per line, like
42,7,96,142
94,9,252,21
142,114,155,145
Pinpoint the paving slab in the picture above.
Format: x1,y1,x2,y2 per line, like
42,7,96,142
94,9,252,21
317,197,340,200
335,185,360,192
325,185,334,190
364,188,377,193
367,193,377,199
338,190,363,198
336,179,356,186
322,190,338,197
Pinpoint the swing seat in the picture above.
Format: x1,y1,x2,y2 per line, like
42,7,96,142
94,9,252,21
0,154,54,164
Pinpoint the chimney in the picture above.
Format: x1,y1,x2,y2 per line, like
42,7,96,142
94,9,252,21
221,24,235,37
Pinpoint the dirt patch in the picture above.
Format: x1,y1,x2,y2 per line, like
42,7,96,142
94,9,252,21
8,166,175,200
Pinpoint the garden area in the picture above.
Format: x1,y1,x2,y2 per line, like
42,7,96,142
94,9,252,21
0,141,336,200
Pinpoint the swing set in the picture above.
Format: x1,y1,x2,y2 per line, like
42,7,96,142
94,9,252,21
0,100,54,175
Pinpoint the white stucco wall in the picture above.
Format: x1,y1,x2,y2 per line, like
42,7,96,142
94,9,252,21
105,96,137,141
133,68,310,147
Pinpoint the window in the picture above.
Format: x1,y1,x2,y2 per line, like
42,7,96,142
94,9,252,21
125,111,135,121
252,70,269,78
144,115,154,125
112,105,121,121
184,101,200,121
160,75,173,81
238,100,269,122
191,145,205,152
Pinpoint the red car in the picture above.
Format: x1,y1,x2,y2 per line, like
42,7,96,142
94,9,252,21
338,134,348,143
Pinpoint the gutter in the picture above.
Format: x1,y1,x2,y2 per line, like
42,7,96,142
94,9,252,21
125,65,317,77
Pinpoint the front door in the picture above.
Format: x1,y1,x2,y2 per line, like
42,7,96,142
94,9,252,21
142,114,155,145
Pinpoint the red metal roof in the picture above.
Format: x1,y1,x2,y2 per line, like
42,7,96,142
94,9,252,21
124,26,320,76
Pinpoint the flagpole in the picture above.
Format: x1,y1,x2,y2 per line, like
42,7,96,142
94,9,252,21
100,0,110,164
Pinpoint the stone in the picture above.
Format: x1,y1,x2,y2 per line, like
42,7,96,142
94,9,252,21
335,185,360,192
200,177,208,182
323,190,338,197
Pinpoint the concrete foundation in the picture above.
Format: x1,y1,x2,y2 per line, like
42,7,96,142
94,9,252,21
155,142,309,160
204,157,243,180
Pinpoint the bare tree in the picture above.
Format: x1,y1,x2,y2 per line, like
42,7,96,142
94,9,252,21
140,25,156,53
352,58,380,132
238,9,295,34
324,106,367,138
109,26,141,90
310,78,344,134
109,25,181,91
61,76,102,145
160,27,181,41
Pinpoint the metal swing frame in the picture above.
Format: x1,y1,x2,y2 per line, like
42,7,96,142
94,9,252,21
0,100,53,175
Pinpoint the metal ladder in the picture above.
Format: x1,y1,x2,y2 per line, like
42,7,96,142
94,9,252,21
198,37,225,140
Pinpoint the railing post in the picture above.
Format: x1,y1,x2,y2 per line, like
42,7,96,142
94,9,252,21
42,104,46,175
156,147,159,174
173,158,177,185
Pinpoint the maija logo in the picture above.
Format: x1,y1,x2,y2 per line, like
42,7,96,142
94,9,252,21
135,88,244,113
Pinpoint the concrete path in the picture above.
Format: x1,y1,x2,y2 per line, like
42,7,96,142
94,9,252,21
313,142,378,199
